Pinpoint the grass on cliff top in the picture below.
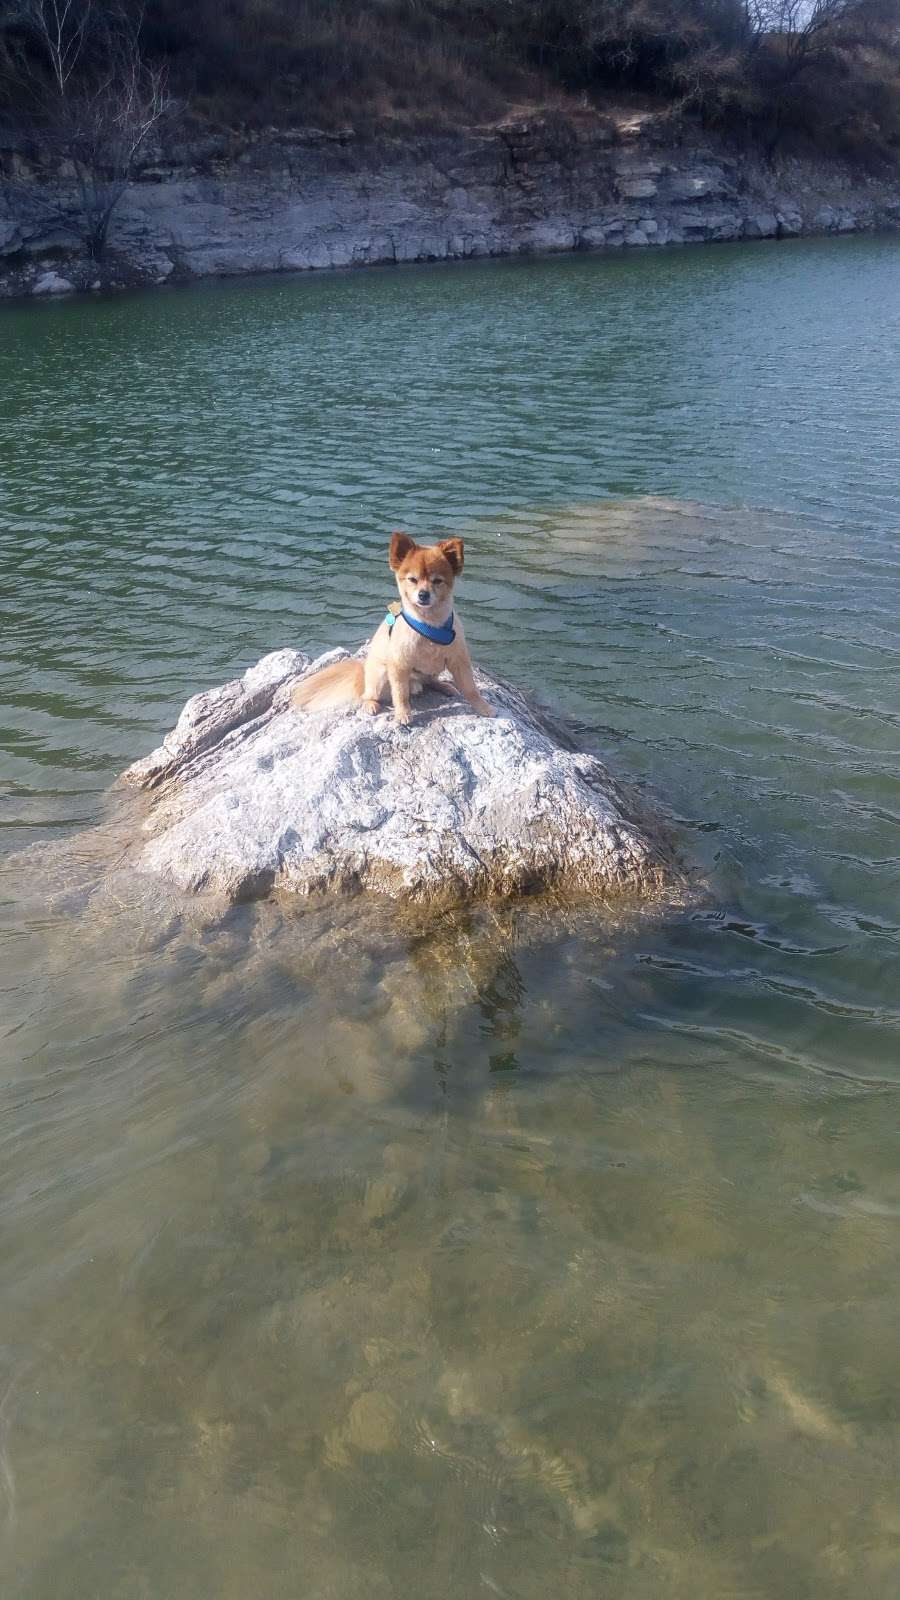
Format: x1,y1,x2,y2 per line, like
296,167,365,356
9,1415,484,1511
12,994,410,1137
2,0,900,163
139,0,581,133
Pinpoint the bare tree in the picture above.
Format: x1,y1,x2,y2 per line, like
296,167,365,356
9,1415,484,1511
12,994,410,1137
1,1,171,259
740,0,873,150
745,0,868,69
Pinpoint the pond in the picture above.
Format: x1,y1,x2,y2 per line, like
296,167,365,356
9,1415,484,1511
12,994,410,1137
1,236,899,1598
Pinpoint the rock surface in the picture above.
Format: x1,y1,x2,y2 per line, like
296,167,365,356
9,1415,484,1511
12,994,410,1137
120,646,685,906
31,269,75,294
2,117,899,297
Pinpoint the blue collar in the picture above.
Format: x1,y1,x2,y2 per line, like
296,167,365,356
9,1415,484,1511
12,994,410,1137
385,607,456,646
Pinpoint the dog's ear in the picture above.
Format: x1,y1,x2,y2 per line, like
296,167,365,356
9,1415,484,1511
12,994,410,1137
389,531,417,570
437,537,464,574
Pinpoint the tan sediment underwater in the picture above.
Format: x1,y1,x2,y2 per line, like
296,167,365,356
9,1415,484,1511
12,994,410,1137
3,835,899,1597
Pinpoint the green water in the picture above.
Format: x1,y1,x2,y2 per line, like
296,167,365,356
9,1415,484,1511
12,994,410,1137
1,238,899,1598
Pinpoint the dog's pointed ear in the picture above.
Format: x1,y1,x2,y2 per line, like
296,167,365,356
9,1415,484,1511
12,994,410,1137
438,537,464,574
389,531,417,570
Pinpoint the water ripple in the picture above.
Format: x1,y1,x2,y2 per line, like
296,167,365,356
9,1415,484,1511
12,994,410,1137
1,237,900,1599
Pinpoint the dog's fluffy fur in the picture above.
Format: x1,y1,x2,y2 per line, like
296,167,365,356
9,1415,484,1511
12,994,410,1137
291,533,494,725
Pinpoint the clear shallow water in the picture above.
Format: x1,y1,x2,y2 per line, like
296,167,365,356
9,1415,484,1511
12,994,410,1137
1,237,899,1598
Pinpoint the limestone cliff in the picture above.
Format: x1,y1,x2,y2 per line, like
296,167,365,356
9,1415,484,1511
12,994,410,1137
2,115,899,297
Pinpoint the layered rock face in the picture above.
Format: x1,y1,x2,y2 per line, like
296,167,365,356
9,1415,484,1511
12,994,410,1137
2,118,898,295
120,647,685,906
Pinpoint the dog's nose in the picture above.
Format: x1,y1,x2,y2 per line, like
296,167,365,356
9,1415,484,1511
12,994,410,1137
417,589,431,605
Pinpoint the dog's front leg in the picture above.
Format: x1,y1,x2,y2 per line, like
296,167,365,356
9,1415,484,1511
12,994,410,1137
449,654,495,718
388,661,413,726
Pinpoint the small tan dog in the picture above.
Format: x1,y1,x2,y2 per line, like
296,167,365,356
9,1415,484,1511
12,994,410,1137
291,532,495,725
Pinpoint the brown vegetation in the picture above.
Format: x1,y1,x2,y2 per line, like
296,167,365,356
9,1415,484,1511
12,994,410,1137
2,0,899,162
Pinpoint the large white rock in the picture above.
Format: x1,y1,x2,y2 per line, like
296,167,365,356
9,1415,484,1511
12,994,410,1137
32,269,75,295
121,647,685,906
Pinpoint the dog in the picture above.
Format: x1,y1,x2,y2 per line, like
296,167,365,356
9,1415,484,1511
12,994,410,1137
291,532,495,726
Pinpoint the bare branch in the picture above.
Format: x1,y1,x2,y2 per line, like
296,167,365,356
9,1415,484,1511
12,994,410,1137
1,0,172,258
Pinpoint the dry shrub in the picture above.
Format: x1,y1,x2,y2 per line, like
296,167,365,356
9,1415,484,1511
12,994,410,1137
2,0,899,158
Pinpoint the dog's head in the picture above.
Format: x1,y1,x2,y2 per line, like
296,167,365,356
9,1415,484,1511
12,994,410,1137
389,533,463,617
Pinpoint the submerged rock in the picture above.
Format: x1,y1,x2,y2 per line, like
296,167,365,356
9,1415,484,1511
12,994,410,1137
120,646,685,906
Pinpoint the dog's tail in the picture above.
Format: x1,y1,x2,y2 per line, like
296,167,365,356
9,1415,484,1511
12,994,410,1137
291,658,365,712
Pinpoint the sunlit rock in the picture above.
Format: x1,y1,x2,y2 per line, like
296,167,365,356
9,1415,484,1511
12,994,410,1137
120,646,686,906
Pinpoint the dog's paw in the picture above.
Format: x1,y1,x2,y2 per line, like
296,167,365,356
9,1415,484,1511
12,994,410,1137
394,709,412,727
474,698,496,718
362,698,380,716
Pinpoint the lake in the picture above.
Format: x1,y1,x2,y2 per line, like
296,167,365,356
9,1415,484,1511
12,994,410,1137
1,236,899,1598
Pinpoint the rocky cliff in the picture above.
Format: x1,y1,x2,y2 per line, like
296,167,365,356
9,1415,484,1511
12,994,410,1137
2,115,899,297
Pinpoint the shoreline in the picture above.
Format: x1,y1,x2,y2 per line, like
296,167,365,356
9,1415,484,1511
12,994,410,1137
3,119,899,301
3,227,900,313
